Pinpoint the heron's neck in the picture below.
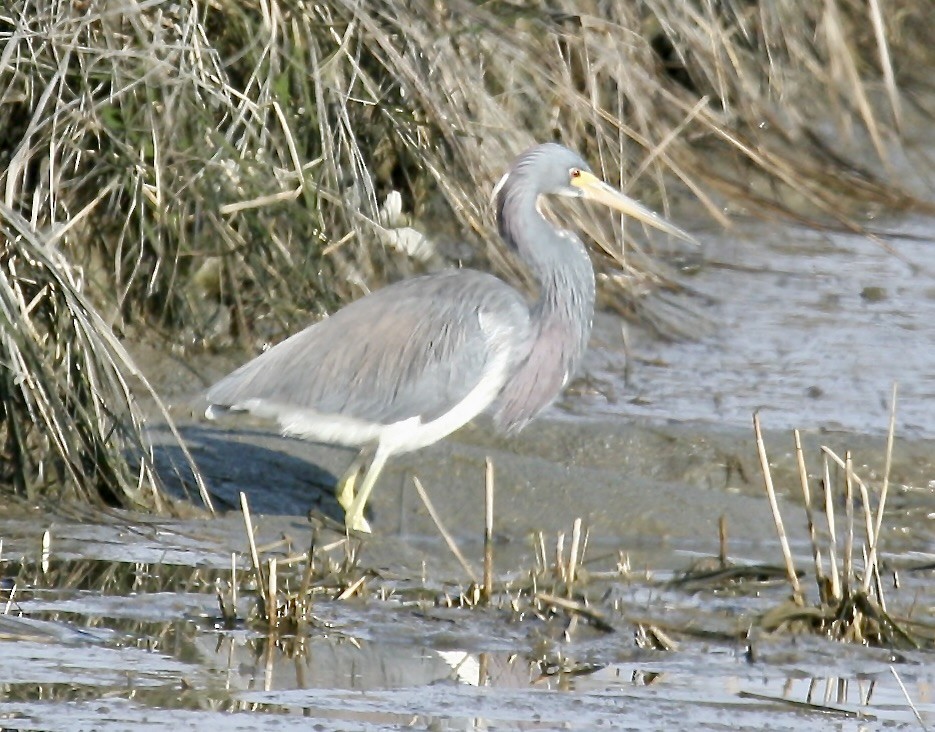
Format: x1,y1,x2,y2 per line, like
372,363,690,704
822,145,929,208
500,195,596,368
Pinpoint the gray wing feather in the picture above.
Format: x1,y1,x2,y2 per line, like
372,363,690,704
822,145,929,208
206,270,530,426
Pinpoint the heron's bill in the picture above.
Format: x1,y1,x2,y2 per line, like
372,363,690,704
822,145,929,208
574,171,697,245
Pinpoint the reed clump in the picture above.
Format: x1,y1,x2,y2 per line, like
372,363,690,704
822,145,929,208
751,391,935,649
0,210,202,509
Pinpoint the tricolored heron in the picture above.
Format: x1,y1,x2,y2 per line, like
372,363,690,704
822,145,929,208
206,143,693,532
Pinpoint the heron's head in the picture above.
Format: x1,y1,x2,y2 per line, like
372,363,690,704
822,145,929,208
493,143,591,201
494,142,696,245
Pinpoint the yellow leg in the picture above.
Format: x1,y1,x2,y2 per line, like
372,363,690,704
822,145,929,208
345,449,388,534
335,450,369,511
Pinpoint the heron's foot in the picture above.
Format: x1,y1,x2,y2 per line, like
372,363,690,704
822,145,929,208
335,470,358,511
344,510,372,534
341,449,381,535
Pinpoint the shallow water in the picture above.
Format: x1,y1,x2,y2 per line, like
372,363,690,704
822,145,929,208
2,509,934,731
4,217,935,730
585,216,935,438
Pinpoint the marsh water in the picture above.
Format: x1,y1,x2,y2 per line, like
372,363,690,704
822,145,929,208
3,217,935,730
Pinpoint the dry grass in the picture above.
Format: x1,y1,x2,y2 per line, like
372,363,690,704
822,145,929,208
230,480,632,640
1,0,933,504
668,390,935,650
0,207,206,509
751,393,935,649
5,0,933,333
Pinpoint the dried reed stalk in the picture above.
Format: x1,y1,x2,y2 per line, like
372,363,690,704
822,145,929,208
753,413,803,604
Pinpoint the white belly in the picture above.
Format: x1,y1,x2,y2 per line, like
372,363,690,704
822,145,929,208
247,332,515,454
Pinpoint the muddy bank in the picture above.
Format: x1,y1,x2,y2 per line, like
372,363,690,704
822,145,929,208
587,215,935,438
156,410,934,560
2,412,934,732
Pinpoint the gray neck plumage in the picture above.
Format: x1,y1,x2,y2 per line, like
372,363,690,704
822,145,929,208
497,188,596,375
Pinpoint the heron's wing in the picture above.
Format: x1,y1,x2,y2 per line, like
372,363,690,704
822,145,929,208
206,270,530,429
